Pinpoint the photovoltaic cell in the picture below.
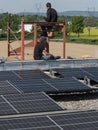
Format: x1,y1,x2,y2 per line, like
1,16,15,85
0,110,98,130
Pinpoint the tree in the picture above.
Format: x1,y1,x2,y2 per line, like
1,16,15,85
71,16,84,37
0,13,20,32
84,16,98,36
24,15,37,22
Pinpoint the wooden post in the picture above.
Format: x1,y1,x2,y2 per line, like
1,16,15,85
7,22,10,57
34,23,37,46
21,16,24,60
63,23,66,58
46,37,49,53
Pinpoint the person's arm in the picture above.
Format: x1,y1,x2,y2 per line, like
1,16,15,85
44,10,51,22
42,48,49,56
43,47,54,57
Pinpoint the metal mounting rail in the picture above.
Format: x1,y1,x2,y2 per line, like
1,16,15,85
0,58,98,71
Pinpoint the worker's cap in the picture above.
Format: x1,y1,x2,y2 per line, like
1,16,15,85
40,36,46,43
46,2,51,8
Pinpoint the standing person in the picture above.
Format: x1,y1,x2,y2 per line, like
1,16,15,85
33,36,49,60
41,2,58,37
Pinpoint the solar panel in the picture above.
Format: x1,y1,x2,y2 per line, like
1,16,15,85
55,68,91,78
45,78,93,92
83,67,98,82
0,96,17,116
56,67,98,83
50,110,98,130
9,79,57,93
0,116,61,130
0,80,21,95
14,69,50,79
0,71,21,80
9,77,93,93
0,92,63,116
0,110,98,130
0,70,49,81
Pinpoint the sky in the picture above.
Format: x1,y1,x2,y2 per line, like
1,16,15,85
0,0,98,14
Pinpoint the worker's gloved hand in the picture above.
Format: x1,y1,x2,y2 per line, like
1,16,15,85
41,54,55,60
55,56,61,59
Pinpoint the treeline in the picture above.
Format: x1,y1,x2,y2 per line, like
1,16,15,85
0,12,98,39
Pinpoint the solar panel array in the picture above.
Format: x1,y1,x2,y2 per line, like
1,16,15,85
0,68,98,94
0,67,98,129
0,67,98,79
8,77,92,93
0,110,98,130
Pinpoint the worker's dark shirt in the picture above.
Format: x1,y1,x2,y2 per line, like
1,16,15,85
45,8,58,22
34,42,49,60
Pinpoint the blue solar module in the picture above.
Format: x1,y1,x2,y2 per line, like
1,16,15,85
0,110,98,130
0,96,17,116
55,68,91,78
50,110,98,130
0,70,49,81
83,67,98,82
14,69,50,79
0,116,61,130
0,80,21,95
9,79,57,93
0,71,21,80
0,92,63,116
45,78,93,92
9,77,93,93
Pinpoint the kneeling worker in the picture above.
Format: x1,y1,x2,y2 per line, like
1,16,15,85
34,36,60,60
34,36,49,60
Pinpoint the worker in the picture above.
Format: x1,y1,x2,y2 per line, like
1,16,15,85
33,36,49,60
34,36,60,60
40,2,58,37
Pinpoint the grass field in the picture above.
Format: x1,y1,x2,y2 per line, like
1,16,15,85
67,27,98,45
70,27,98,39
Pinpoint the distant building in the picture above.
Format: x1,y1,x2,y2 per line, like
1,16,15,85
24,24,33,32
18,24,33,32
